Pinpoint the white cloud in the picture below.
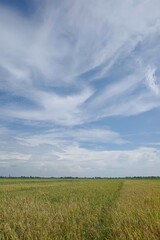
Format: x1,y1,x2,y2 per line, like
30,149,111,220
1,131,160,176
1,0,160,125
84,72,160,120
1,0,160,177
15,127,127,147
0,126,160,177
145,65,160,95
54,145,159,166
45,145,160,176
1,88,93,125
147,142,160,146
0,151,31,163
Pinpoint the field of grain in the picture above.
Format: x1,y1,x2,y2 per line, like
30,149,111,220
0,179,160,240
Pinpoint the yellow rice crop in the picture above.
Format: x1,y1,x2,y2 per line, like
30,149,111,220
0,179,160,239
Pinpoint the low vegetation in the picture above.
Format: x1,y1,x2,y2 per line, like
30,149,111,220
0,178,160,239
110,180,160,239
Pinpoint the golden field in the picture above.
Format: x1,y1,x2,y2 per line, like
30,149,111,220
0,178,160,240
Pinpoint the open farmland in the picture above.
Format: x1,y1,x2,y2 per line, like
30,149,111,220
0,179,160,240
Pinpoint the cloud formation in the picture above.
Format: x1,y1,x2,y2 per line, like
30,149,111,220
145,66,160,95
0,0,160,176
1,0,160,125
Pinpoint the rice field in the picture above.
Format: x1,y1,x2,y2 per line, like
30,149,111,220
0,178,160,239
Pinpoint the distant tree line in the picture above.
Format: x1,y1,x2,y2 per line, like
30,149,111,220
0,176,160,179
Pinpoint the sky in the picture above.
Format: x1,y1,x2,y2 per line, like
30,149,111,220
0,0,160,177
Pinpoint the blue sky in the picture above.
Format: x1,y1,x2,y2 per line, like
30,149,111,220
0,0,160,177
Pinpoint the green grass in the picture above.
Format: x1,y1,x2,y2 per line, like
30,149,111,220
0,179,160,239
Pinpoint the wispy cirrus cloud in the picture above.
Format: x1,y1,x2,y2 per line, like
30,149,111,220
1,88,93,125
1,0,160,176
15,127,127,147
145,65,160,95
1,0,160,125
